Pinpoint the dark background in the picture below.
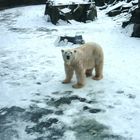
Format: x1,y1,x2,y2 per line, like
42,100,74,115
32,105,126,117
0,0,46,10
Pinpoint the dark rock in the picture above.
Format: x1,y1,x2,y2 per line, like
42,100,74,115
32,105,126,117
122,21,131,28
132,23,140,37
106,1,140,38
72,5,85,22
94,0,105,6
45,1,71,25
131,2,140,37
87,4,97,21
107,10,121,17
131,8,140,24
45,4,61,25
106,1,134,17
122,7,140,28
44,2,97,24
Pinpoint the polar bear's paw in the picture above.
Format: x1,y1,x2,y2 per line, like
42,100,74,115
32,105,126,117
62,79,71,84
92,75,103,80
72,83,84,89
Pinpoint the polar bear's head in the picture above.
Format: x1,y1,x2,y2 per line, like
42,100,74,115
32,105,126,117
61,49,77,65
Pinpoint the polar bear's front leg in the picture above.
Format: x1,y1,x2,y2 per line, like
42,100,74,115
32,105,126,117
72,68,85,88
62,64,74,84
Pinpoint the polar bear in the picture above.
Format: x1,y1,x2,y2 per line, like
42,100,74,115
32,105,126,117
61,42,104,88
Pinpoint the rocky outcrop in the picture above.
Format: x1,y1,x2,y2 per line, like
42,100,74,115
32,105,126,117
132,0,140,37
104,0,140,38
44,1,97,24
122,1,140,37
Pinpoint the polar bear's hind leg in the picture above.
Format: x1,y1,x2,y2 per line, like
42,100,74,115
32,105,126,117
92,63,103,80
85,68,93,77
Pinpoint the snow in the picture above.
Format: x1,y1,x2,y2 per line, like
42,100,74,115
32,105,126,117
107,1,125,12
0,2,140,140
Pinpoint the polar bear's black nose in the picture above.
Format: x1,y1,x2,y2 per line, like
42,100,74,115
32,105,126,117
66,56,70,60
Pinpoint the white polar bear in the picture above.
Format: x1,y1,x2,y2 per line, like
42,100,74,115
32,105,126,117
61,42,104,88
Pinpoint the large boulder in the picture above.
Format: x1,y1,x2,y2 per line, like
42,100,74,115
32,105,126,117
131,2,140,37
44,2,97,25
132,24,140,37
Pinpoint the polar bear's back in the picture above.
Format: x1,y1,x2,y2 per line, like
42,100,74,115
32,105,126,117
76,42,103,58
73,42,103,69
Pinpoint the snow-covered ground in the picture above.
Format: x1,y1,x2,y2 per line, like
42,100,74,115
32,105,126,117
0,3,140,140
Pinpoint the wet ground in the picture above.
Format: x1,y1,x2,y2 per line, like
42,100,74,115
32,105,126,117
0,93,127,140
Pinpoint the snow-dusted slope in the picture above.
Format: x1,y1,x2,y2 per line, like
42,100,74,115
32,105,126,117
0,4,140,140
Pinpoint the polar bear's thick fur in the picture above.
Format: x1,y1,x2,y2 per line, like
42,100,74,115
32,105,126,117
61,42,104,88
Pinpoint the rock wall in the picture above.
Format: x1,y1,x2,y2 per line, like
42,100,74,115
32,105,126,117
132,0,140,37
104,0,140,38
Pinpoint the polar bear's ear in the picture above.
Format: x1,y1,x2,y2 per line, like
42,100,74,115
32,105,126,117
61,50,64,53
74,50,77,53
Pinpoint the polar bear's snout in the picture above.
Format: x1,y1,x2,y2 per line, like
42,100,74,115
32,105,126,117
65,51,73,60
66,55,70,60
